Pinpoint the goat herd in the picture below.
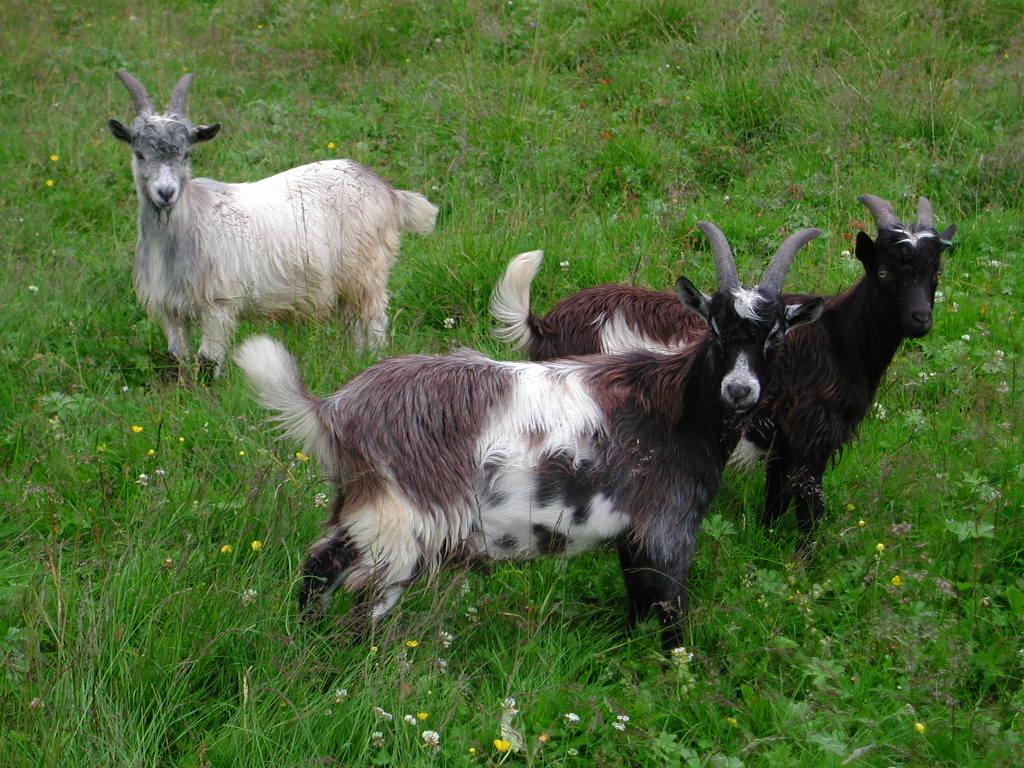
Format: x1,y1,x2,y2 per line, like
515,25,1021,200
110,71,956,648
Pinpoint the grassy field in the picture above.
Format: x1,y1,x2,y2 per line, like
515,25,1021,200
1,0,1022,765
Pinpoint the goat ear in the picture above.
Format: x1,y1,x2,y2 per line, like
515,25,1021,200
108,118,132,143
193,123,221,143
938,224,956,251
854,231,876,270
784,297,824,333
675,276,711,319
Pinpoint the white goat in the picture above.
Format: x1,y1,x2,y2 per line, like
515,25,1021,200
108,70,437,377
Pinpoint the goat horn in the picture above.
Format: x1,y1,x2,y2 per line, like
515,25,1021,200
696,221,739,292
916,196,935,230
115,70,154,115
169,72,194,118
857,194,899,231
759,228,823,297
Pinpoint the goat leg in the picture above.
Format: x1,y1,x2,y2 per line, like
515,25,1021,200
617,538,690,651
760,450,793,529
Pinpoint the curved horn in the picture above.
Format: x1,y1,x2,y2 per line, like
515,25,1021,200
696,221,739,292
169,72,194,117
857,194,899,231
916,196,935,230
759,228,823,297
115,70,154,115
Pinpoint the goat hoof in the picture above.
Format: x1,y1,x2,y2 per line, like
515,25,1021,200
157,352,187,383
196,356,218,384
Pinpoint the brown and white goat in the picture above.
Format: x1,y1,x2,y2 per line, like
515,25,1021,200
236,223,824,647
492,195,955,536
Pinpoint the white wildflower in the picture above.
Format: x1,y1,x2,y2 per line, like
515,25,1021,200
671,647,694,663
563,712,580,724
422,729,440,748
568,747,579,756
840,250,851,259
559,260,570,271
439,630,453,648
961,334,971,342
314,492,329,508
616,714,630,722
404,714,418,725
502,697,518,715
240,588,258,606
136,473,149,486
873,402,888,420
333,688,348,703
373,706,393,721
443,317,456,329
612,721,626,731
28,285,39,293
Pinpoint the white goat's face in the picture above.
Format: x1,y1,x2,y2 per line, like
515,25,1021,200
108,71,221,211
129,117,191,209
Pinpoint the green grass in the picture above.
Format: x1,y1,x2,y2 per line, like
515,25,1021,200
1,1,1022,765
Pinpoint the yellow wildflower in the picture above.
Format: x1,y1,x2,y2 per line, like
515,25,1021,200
220,544,233,554
858,519,866,528
295,451,309,461
875,542,885,553
50,154,59,162
493,739,512,753
238,450,246,456
726,717,739,727
327,141,336,150
416,712,428,720
538,732,550,744
468,746,477,754
131,425,144,433
178,436,185,443
370,645,379,655
405,639,419,648
844,502,855,512
46,179,54,187
147,448,155,456
891,575,902,587
914,722,926,735
251,540,263,552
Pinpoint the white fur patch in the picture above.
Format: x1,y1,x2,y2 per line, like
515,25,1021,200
727,438,767,469
720,351,760,407
600,312,685,355
891,225,937,247
732,288,764,321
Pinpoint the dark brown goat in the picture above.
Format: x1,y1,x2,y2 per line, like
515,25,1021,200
491,196,956,536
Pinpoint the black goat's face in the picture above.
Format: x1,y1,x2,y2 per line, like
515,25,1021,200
677,281,824,411
856,223,956,338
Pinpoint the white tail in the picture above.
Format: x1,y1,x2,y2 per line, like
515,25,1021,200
233,336,335,473
397,191,438,235
490,250,544,349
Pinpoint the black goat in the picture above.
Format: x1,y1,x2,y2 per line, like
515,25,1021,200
491,196,955,535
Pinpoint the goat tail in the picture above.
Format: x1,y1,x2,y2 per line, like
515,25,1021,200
234,336,335,472
490,249,544,350
396,191,438,235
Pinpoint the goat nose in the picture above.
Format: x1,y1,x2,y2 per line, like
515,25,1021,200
912,310,931,324
726,382,752,403
156,186,175,203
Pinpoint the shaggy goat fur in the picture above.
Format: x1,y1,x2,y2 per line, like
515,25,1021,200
109,70,437,377
492,197,955,537
237,224,823,647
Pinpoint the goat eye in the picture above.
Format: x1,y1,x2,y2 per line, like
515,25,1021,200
878,268,888,279
134,151,144,161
